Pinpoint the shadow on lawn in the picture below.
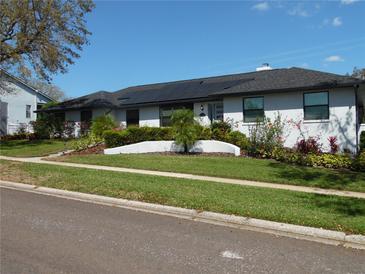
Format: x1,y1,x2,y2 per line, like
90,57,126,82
312,194,365,217
268,161,364,190
0,140,59,148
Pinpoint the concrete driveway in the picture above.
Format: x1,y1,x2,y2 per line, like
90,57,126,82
1,188,364,274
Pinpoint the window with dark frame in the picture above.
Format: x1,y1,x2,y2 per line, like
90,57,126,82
26,105,31,118
159,103,193,127
243,97,264,123
303,91,329,120
126,109,139,127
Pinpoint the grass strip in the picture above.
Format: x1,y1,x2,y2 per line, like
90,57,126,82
1,159,364,234
0,139,74,157
52,154,365,193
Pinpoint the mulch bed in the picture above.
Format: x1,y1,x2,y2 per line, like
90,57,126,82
65,143,106,156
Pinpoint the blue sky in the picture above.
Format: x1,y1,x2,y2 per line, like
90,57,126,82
53,0,365,98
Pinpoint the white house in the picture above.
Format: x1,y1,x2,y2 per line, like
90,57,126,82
40,67,365,153
0,71,54,135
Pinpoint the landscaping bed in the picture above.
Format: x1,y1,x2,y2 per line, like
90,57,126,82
1,159,364,235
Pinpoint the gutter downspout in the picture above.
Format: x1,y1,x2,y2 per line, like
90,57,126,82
354,84,360,154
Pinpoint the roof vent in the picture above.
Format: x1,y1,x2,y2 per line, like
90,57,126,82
256,63,272,72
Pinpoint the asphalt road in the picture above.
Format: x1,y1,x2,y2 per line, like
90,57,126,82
1,188,364,274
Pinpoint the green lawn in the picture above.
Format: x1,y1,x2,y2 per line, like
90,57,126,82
52,154,365,193
0,139,74,157
1,159,364,234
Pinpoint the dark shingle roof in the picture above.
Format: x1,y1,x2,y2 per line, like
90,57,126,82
44,67,363,111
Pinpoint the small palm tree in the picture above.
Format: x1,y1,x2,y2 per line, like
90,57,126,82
171,109,199,153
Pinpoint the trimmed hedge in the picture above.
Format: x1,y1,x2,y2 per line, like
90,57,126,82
352,151,365,172
103,127,174,148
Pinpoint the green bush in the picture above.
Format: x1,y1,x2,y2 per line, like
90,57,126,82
248,114,285,158
196,126,212,140
171,109,199,153
72,134,103,151
352,151,365,172
103,127,174,148
91,115,116,139
271,147,353,170
306,153,352,169
211,121,231,141
360,131,365,152
227,131,249,150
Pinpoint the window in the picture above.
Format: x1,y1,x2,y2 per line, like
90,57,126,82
243,97,264,122
208,102,224,122
160,103,193,127
304,92,329,120
126,109,139,127
81,110,92,122
26,105,31,118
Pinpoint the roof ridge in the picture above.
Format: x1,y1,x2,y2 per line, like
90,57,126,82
114,67,290,93
1,69,56,101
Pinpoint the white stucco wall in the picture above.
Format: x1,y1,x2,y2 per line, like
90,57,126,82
0,79,52,134
224,88,357,152
194,102,210,126
111,109,126,128
139,106,160,127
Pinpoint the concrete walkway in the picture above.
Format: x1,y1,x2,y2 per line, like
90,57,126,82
1,155,364,199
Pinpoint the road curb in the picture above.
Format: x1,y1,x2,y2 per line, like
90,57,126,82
1,180,364,250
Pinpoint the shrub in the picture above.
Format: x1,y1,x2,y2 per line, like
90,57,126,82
271,147,308,166
360,131,365,152
306,153,352,169
90,115,116,139
248,114,285,158
15,124,28,135
328,136,339,154
296,137,322,155
103,127,174,148
63,121,76,138
211,121,231,141
352,151,365,172
72,134,103,151
31,112,65,139
227,131,249,150
196,126,212,140
0,133,36,141
171,109,199,153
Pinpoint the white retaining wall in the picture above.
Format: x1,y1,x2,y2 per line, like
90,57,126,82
104,140,241,156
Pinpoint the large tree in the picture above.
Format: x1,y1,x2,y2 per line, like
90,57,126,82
26,78,66,101
352,67,365,80
0,0,94,89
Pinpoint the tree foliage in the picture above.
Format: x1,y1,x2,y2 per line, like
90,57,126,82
26,78,66,101
0,0,94,87
171,109,199,153
352,67,365,80
90,115,116,139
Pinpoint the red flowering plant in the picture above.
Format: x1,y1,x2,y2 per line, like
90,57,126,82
328,136,339,154
296,137,322,155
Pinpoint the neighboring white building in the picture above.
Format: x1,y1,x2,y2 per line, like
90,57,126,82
0,71,54,135
41,67,365,153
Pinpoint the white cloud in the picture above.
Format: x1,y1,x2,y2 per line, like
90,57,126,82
288,5,309,17
252,2,270,11
332,17,343,27
324,55,344,62
341,0,359,5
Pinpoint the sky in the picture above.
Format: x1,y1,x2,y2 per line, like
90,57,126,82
52,0,365,98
